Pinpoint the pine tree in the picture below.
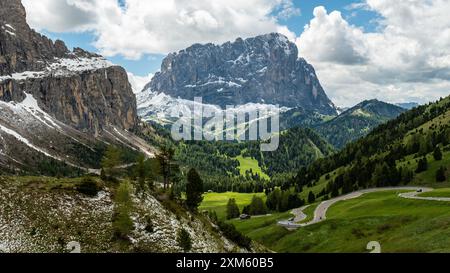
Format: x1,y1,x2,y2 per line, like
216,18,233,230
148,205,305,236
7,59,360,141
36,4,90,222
186,168,204,211
415,157,428,173
101,146,122,178
156,144,175,190
112,181,133,240
433,146,443,161
308,191,316,204
177,228,192,252
135,154,146,193
436,166,447,182
226,198,240,219
331,182,340,198
248,196,267,216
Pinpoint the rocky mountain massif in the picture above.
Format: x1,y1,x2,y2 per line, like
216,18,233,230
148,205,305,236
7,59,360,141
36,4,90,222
139,33,337,126
0,0,153,173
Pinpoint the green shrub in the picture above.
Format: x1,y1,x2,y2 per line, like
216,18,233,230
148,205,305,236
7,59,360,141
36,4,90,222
145,216,154,233
217,221,251,250
76,177,101,197
113,181,134,240
226,198,240,219
177,228,192,252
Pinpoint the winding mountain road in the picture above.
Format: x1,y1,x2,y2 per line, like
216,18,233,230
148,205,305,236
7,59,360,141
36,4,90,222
278,186,449,230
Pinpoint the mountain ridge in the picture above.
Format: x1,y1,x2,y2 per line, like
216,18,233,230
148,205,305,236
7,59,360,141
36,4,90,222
314,99,406,149
142,33,337,116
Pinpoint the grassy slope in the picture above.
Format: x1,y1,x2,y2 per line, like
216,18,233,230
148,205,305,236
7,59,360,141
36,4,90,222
235,155,270,180
298,203,320,224
419,188,450,198
232,190,450,253
199,192,266,220
398,146,450,187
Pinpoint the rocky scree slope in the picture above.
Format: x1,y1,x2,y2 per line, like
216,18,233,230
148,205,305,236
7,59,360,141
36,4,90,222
0,177,254,253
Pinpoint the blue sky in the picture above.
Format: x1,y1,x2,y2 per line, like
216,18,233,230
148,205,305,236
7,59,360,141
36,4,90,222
26,0,450,106
42,0,378,77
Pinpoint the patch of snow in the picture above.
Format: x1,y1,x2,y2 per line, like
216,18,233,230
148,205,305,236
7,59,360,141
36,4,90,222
0,56,113,83
0,71,46,82
257,67,267,74
137,90,290,129
19,93,61,130
0,124,54,158
4,30,16,36
4,24,15,30
185,77,242,88
48,57,113,76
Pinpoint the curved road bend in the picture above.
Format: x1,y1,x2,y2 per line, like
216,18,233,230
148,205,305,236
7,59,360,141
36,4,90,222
278,186,448,229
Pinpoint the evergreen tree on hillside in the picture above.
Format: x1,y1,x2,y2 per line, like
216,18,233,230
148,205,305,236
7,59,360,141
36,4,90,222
433,146,443,161
177,228,192,252
308,191,316,204
186,168,204,211
248,196,268,216
156,144,175,190
436,166,447,182
101,146,122,178
415,158,428,173
330,182,340,198
266,188,282,211
400,167,414,184
135,155,147,193
226,198,240,219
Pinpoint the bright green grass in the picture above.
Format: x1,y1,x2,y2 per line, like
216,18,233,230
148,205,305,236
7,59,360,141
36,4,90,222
298,203,319,224
397,148,450,187
232,190,450,253
298,167,345,201
235,155,270,180
419,188,450,198
199,192,266,220
229,212,292,247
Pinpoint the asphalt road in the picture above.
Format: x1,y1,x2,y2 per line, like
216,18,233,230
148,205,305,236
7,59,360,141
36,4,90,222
278,186,443,229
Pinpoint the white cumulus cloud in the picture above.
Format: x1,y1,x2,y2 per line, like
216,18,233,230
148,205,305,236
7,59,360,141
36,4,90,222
23,0,298,59
296,1,450,107
22,0,450,107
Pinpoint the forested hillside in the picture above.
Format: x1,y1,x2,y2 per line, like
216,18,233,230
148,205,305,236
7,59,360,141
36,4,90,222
289,96,450,198
315,100,406,149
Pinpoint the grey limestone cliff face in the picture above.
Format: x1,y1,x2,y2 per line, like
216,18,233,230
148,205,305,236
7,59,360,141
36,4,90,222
0,0,68,75
0,0,137,135
146,33,337,115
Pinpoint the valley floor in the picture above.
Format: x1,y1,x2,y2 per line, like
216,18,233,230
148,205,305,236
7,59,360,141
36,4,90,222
227,189,450,253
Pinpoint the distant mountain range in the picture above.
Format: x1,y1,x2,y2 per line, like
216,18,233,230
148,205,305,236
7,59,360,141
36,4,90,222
315,100,406,149
395,102,420,110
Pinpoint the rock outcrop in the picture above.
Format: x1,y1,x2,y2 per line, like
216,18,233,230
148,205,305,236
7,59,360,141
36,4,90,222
0,0,137,135
145,33,337,115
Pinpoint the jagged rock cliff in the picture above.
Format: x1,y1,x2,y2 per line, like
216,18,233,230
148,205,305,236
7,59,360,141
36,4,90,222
145,33,337,115
0,0,154,173
0,0,137,135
